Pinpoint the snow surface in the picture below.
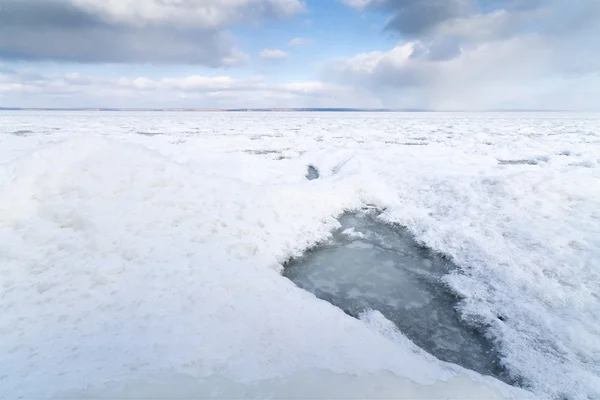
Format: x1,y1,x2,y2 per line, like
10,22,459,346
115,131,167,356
0,111,599,399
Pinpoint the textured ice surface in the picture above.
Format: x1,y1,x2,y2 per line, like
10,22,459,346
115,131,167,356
285,212,510,382
0,111,599,399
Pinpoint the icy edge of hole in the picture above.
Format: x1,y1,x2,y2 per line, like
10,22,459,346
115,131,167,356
283,208,520,387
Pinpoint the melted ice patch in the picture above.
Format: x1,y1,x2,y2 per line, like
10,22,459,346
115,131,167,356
306,165,320,180
284,212,511,383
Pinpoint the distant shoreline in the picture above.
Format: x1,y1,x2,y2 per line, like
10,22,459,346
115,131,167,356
0,107,568,112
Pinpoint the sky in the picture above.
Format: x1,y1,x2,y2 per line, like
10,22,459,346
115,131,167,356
0,0,599,110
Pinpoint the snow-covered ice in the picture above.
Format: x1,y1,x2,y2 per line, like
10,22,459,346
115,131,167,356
0,111,599,399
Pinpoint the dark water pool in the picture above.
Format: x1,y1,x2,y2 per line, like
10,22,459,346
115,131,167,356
284,211,513,383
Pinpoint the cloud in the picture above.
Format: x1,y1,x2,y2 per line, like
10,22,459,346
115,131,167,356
339,0,533,64
330,43,432,89
0,0,304,65
117,75,265,92
339,0,555,60
338,0,380,9
71,0,305,27
0,64,16,75
259,49,290,60
342,0,599,48
328,31,600,110
383,0,473,37
329,0,600,110
2,0,598,110
340,0,473,36
288,37,312,46
0,68,374,108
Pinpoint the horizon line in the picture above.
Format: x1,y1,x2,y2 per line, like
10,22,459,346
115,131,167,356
0,107,575,112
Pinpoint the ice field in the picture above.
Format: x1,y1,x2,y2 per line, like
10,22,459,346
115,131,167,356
0,111,599,399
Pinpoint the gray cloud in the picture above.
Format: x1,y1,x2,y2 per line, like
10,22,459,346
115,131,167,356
347,0,589,41
341,0,474,36
410,38,462,61
382,0,473,37
484,0,545,11
341,0,562,62
341,0,600,71
0,0,303,65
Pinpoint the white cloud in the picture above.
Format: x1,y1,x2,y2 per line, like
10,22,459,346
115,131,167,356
0,68,375,108
280,81,324,92
333,43,415,76
288,37,312,46
117,75,266,92
219,48,251,66
259,49,290,60
338,0,380,9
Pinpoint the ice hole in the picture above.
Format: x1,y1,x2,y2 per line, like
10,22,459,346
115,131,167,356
284,211,514,384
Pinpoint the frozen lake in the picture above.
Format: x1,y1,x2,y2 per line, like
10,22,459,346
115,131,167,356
0,111,599,399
